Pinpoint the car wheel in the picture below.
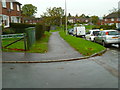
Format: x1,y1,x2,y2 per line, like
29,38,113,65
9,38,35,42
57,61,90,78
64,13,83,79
118,43,120,48
102,41,106,47
89,38,91,41
93,39,96,42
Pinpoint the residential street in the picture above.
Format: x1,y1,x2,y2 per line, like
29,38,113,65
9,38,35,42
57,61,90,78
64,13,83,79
2,32,119,88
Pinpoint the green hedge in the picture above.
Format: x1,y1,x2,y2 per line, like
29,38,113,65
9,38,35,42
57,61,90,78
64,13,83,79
35,24,45,40
93,24,116,30
10,23,36,33
45,26,50,32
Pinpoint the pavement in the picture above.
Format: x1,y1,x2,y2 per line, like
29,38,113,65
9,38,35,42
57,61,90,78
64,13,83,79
2,32,83,61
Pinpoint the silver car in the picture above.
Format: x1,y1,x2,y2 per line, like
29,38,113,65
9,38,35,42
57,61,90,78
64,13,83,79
94,30,120,47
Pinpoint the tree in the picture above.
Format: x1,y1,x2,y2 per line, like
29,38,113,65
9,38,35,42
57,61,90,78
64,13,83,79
109,7,118,13
91,16,99,25
68,13,72,17
80,14,86,18
41,7,64,26
75,14,78,18
22,4,37,17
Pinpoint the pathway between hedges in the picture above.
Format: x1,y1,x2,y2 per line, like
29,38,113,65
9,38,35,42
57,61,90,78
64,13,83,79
3,32,83,61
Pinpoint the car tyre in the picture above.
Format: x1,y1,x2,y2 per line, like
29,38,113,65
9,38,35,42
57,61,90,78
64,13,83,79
118,43,120,48
102,41,106,47
93,39,96,43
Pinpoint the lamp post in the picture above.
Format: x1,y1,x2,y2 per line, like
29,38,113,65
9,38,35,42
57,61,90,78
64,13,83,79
65,0,68,35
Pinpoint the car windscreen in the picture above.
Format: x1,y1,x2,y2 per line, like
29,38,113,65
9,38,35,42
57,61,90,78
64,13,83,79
107,31,119,35
93,31,100,36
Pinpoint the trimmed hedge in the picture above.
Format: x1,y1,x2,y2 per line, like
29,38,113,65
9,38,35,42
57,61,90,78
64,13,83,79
93,24,116,30
45,26,50,32
10,23,36,33
35,24,45,40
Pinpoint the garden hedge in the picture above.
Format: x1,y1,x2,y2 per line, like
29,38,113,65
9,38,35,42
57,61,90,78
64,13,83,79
35,23,45,40
10,23,36,33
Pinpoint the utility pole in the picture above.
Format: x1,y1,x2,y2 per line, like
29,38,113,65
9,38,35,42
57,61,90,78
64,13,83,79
65,0,68,35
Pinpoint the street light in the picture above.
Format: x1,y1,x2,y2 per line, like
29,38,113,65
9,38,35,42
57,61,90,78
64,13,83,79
65,0,68,35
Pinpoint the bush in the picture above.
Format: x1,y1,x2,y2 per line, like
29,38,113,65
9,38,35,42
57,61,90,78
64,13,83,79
45,26,50,32
100,24,116,30
35,24,45,40
2,28,15,34
93,24,116,30
10,23,36,33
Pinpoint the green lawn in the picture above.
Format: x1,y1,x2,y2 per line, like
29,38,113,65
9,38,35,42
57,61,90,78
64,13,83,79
2,38,25,52
59,31,106,56
2,31,51,53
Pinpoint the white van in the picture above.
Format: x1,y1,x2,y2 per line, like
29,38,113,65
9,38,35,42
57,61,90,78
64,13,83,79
73,26,86,37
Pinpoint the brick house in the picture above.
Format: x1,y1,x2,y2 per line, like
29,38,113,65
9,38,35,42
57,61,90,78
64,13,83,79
101,13,120,28
0,0,22,28
22,17,43,24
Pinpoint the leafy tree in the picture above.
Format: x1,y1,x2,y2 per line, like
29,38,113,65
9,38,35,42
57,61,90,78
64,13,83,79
109,7,118,13
75,14,78,18
41,7,64,26
80,14,86,18
22,4,37,17
91,16,99,25
68,13,72,17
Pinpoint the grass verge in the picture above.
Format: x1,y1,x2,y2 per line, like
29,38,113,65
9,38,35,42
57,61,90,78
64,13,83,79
2,31,51,53
28,31,51,53
59,31,106,56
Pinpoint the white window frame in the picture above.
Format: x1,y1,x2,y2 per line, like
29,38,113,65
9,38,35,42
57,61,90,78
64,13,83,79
0,16,2,26
105,19,107,21
2,0,6,8
111,18,114,21
10,2,13,10
2,15,9,28
17,5,20,11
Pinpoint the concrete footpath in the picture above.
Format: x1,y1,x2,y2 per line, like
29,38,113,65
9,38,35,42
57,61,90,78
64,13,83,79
2,32,83,61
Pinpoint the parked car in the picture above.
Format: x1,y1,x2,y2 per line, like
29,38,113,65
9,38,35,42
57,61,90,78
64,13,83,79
85,29,100,41
94,30,120,47
68,28,74,35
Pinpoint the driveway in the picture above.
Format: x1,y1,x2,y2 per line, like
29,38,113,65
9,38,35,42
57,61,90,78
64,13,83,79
2,32,83,61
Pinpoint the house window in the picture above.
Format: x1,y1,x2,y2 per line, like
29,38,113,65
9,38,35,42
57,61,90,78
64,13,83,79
17,5,20,11
11,16,20,23
117,18,120,21
105,19,107,21
2,15,9,27
0,16,2,26
111,18,114,21
10,2,13,10
2,0,6,8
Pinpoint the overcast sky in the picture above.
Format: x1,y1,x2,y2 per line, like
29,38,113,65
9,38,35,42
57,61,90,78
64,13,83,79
17,0,119,17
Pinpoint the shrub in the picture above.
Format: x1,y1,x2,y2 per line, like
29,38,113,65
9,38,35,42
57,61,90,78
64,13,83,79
2,28,15,34
35,24,45,40
45,26,50,32
10,23,36,33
